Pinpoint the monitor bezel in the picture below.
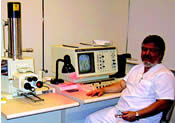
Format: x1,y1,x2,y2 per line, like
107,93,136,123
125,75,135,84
77,52,95,74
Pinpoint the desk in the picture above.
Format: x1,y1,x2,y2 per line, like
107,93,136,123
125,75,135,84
63,98,119,123
1,93,79,123
49,84,121,123
2,83,121,123
55,85,121,104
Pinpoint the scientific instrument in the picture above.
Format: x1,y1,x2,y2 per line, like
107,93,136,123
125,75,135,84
1,2,44,102
51,44,118,83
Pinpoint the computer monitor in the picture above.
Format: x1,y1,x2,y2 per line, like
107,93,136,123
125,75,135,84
78,53,95,74
52,45,118,83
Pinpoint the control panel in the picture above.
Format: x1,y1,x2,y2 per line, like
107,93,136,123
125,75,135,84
13,73,43,93
96,50,117,73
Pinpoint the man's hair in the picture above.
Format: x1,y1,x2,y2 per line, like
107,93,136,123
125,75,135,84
142,35,166,62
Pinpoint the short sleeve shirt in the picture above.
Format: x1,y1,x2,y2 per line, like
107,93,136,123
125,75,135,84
116,63,175,112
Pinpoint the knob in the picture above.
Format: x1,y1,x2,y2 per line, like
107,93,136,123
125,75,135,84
24,83,35,92
32,76,38,81
36,81,43,88
27,77,32,82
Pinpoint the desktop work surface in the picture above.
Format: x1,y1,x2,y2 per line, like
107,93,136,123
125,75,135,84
1,86,121,123
52,83,121,104
1,93,79,120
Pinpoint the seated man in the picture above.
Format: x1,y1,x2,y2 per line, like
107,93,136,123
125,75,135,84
85,35,175,123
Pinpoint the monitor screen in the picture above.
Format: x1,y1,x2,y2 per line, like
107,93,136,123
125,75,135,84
78,53,95,74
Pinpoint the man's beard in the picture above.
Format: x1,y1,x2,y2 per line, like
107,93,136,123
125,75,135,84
142,55,159,68
143,61,158,68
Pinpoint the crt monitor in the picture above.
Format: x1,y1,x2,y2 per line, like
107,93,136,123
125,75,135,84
78,53,95,74
52,45,118,83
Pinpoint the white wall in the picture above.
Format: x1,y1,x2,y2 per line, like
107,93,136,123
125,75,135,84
1,0,129,76
127,0,175,70
44,0,129,76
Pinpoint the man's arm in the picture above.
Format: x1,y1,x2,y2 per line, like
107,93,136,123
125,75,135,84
121,99,174,122
136,99,173,118
86,79,126,97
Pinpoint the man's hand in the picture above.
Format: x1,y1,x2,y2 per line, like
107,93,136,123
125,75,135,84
121,111,137,122
86,80,126,97
86,88,104,97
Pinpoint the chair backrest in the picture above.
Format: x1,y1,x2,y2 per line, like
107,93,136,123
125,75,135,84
160,101,175,123
160,71,175,123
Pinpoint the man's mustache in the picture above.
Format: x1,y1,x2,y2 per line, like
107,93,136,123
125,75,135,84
142,55,152,60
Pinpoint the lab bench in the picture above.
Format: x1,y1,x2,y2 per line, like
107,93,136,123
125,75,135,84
52,83,121,123
1,93,79,123
1,84,120,123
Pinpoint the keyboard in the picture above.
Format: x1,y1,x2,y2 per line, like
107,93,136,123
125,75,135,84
79,78,121,92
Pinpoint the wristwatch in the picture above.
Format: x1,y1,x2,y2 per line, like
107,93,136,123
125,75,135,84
135,112,139,119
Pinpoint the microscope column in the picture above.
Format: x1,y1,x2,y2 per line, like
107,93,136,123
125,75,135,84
8,2,22,59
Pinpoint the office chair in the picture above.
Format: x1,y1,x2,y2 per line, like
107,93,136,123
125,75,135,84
160,101,175,123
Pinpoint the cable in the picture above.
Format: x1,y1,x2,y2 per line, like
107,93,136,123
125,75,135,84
43,85,50,90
